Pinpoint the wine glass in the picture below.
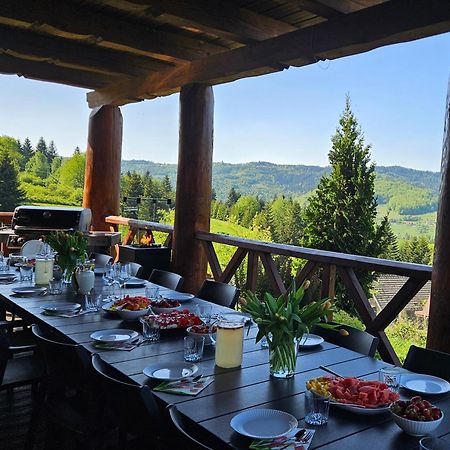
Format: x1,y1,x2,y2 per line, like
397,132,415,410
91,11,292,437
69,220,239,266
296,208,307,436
118,263,131,288
76,269,96,310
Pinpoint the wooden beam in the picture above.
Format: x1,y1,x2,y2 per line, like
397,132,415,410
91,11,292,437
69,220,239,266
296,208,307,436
0,25,170,77
284,0,344,19
428,78,450,353
83,106,123,230
219,247,248,284
260,253,287,296
0,53,113,89
171,84,214,293
102,0,296,43
246,251,259,292
0,0,225,64
201,240,223,281
88,0,450,106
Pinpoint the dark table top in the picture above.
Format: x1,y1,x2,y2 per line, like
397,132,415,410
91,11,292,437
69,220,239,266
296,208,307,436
1,275,449,450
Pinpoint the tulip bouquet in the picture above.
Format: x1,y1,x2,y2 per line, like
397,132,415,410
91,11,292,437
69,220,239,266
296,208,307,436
241,281,335,378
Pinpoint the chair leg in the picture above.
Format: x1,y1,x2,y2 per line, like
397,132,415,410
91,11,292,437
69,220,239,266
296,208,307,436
25,383,45,450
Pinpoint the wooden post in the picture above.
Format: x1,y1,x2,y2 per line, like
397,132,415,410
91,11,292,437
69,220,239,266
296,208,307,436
83,105,123,231
172,84,214,292
428,78,450,353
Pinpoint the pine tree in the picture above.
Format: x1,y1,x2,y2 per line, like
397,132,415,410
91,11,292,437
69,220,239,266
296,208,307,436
47,140,58,163
20,138,34,165
25,151,49,179
226,187,241,209
0,151,25,210
302,96,392,315
36,137,48,155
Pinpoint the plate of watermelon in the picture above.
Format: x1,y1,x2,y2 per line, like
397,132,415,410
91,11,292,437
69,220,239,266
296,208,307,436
306,376,400,415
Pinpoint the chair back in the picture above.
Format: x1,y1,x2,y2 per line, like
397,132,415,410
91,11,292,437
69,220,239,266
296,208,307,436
196,280,240,308
91,354,167,437
90,253,113,268
128,262,144,278
149,269,184,290
312,322,379,357
168,404,229,450
403,345,450,382
31,324,92,396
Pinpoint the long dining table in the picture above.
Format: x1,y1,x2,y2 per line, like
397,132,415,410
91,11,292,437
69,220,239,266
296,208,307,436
1,275,450,450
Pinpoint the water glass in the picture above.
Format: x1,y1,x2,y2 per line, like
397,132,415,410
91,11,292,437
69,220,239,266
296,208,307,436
48,278,63,295
145,286,160,300
140,319,160,343
379,366,402,393
86,292,102,311
19,260,33,282
420,437,450,450
184,336,205,362
0,252,6,271
304,389,330,425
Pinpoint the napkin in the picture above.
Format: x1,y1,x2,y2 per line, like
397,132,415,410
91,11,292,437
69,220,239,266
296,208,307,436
92,339,142,351
250,428,315,450
153,376,213,396
41,310,94,318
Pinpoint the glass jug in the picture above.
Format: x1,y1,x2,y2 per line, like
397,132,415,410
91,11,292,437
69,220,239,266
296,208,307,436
35,255,55,286
210,316,245,368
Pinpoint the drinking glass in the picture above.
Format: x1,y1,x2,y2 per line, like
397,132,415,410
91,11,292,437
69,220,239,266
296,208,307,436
184,336,205,362
76,269,96,310
19,257,33,282
145,286,160,300
195,304,212,324
304,389,330,425
140,318,160,343
119,263,131,287
48,278,63,295
420,437,450,450
379,366,402,393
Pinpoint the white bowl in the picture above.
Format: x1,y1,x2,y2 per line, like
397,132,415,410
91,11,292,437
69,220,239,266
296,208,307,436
151,305,181,315
186,325,216,345
116,307,151,321
390,409,444,436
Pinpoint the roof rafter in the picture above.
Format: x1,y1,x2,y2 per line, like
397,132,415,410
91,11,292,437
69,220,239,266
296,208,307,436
88,0,450,107
100,0,297,43
0,0,226,64
283,0,344,19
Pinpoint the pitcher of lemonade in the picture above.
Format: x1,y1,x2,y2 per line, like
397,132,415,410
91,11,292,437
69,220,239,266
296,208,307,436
210,316,245,368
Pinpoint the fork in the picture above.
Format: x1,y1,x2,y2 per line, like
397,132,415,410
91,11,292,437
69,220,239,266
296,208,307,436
279,430,313,449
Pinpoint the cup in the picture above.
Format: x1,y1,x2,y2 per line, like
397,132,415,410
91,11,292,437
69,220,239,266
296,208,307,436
145,286,160,300
379,366,402,393
86,293,101,311
184,336,205,362
19,262,33,282
304,389,330,425
48,278,63,295
419,437,450,450
140,319,160,343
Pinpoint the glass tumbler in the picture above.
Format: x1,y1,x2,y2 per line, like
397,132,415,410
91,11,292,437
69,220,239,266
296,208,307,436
304,389,330,425
379,366,402,393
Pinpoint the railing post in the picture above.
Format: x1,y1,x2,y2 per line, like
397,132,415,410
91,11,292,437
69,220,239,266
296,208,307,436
172,84,214,292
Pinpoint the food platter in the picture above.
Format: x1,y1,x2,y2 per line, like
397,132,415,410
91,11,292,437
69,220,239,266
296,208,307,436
141,310,202,329
230,409,298,439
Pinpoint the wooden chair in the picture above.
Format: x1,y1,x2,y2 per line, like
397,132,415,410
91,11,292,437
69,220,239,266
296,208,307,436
31,325,107,449
148,269,184,290
403,345,450,382
196,280,240,308
312,322,379,357
91,354,170,449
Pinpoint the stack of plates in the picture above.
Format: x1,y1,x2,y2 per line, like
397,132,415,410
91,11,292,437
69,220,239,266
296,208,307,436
12,286,47,296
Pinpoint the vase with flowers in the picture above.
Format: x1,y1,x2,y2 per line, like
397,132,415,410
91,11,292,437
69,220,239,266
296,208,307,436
241,281,335,379
46,231,88,284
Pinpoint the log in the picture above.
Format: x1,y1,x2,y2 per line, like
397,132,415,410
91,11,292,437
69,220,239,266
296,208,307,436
83,106,122,230
171,84,214,292
428,78,450,353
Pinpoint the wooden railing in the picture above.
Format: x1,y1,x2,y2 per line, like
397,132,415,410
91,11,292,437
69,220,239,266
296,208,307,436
105,216,432,365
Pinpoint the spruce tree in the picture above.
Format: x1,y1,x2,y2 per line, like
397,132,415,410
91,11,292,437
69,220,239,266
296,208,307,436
226,187,241,209
302,96,392,315
47,140,58,163
25,151,49,179
0,151,25,210
20,138,34,165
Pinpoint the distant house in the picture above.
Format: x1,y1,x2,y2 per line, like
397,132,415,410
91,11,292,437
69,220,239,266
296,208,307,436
372,274,431,319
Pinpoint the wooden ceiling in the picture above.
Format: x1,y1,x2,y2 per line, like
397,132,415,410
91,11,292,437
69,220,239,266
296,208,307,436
0,0,449,107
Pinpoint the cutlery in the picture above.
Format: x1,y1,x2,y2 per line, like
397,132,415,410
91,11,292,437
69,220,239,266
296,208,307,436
279,429,313,449
319,365,344,378
181,373,203,382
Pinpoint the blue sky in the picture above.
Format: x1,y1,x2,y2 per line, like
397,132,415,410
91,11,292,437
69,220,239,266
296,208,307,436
0,32,449,171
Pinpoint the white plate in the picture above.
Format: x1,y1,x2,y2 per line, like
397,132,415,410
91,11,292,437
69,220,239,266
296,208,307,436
11,286,47,296
299,333,324,348
401,373,450,395
0,273,16,280
20,240,44,257
123,277,146,288
331,402,390,415
41,302,81,313
90,329,139,343
160,291,194,303
102,300,118,314
143,362,198,380
230,409,298,439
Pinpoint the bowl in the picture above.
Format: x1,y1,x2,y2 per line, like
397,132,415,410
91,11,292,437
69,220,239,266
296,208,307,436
116,307,151,321
390,409,444,436
150,299,182,315
187,325,217,345
151,305,181,315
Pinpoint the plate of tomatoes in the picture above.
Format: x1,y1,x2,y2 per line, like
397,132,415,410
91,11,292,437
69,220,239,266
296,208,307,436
306,376,400,415
142,310,202,329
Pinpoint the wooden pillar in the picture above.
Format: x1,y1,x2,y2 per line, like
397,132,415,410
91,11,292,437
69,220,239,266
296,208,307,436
427,78,450,353
172,84,214,293
83,105,122,231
